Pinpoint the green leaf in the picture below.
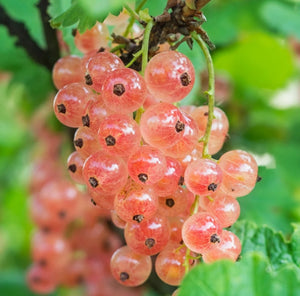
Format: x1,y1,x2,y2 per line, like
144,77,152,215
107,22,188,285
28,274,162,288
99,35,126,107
178,252,300,296
0,0,45,48
0,27,52,114
213,31,295,90
202,2,239,46
230,220,300,269
260,2,300,39
50,0,129,33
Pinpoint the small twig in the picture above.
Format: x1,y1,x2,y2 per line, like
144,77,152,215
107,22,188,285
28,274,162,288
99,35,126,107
192,31,215,158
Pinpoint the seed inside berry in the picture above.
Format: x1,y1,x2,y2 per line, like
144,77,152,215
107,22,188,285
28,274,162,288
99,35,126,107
120,272,129,282
82,114,90,127
74,138,83,148
175,120,185,133
85,74,93,85
57,104,66,114
39,259,47,267
180,72,191,86
133,214,144,223
166,198,175,208
145,238,156,249
204,112,209,116
138,173,148,183
32,276,41,283
105,135,116,146
89,177,99,188
58,210,66,219
178,176,184,186
91,198,97,206
68,164,77,173
208,183,218,191
113,83,125,96
210,233,220,243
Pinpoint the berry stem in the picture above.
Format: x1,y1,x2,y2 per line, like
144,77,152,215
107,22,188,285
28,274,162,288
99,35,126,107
124,4,141,23
141,19,154,76
184,194,200,274
124,0,148,37
192,32,215,158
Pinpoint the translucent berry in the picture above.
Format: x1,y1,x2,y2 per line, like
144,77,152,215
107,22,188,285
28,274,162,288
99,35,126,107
125,214,170,256
52,55,84,89
127,145,167,185
53,82,95,127
82,151,128,196
145,51,195,103
115,179,158,223
74,22,109,53
140,102,186,149
155,244,194,286
110,246,152,287
182,212,222,254
202,230,241,263
98,114,141,158
86,51,124,92
219,150,258,197
101,68,147,113
184,158,223,196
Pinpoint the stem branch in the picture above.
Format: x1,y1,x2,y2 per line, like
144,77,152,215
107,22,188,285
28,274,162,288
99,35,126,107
192,31,215,158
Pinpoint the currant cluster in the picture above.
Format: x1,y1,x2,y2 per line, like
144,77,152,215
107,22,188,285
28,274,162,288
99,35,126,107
31,17,258,294
27,110,144,296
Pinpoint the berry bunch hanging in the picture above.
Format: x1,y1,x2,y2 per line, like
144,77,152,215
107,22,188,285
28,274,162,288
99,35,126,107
28,1,259,295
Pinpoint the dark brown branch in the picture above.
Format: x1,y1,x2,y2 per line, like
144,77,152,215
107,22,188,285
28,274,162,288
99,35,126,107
0,1,60,71
36,0,60,69
0,5,51,69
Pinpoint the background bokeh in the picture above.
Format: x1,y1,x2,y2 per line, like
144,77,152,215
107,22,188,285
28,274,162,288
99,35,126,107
0,0,299,295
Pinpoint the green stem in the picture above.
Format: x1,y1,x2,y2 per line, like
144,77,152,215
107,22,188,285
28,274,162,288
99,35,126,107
110,44,126,53
191,31,215,159
124,4,141,22
125,48,143,68
124,0,148,37
141,19,154,76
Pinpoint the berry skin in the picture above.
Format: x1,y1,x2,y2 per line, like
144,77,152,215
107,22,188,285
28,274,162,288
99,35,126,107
125,214,170,256
182,212,222,254
155,244,195,286
52,55,84,89
200,193,240,228
82,151,128,196
110,246,152,287
184,158,223,196
86,51,124,92
140,102,186,149
53,82,95,128
218,150,258,197
101,68,147,113
74,22,109,53
97,113,141,158
127,145,167,186
145,51,195,103
202,230,241,263
114,179,158,223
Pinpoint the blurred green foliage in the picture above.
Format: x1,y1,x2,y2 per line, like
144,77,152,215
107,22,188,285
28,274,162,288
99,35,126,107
0,0,299,295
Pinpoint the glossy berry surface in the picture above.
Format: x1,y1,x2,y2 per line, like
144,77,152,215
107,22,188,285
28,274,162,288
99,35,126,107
184,158,223,196
110,246,152,287
145,51,195,103
182,212,222,254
